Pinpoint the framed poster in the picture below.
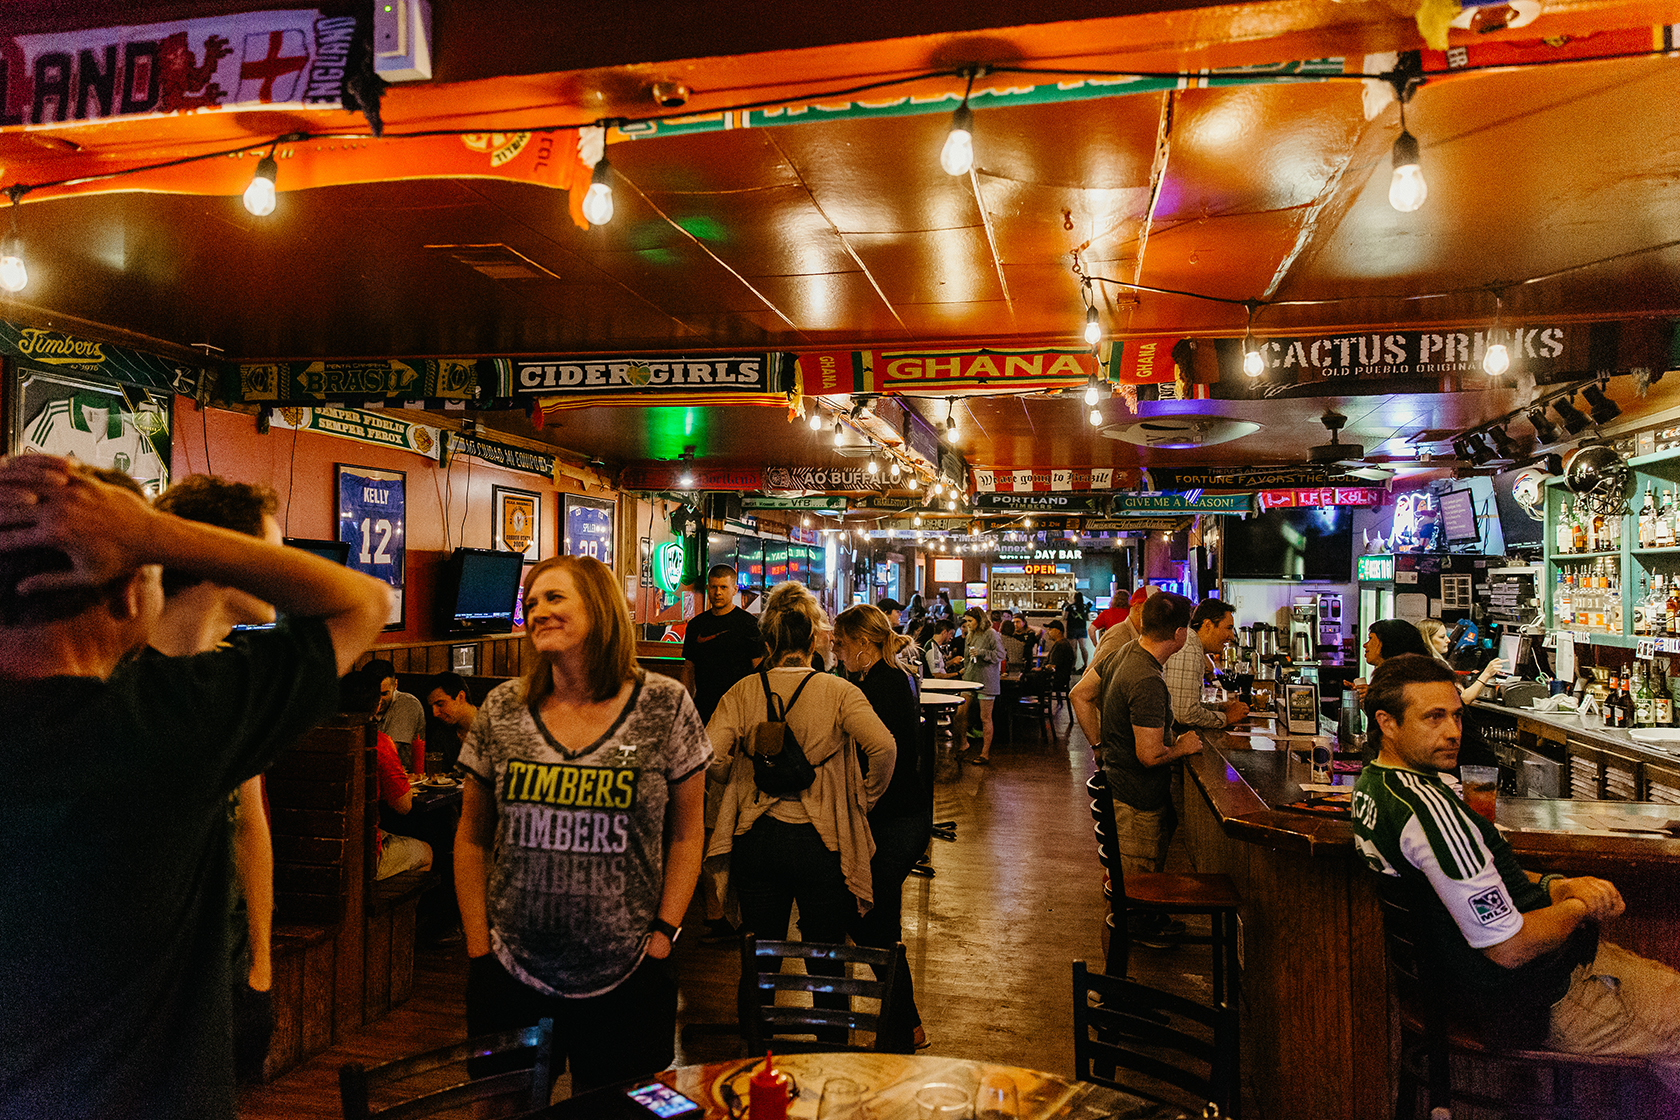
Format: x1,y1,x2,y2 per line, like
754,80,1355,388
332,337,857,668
492,486,542,561
562,493,616,566
336,465,406,630
10,369,172,496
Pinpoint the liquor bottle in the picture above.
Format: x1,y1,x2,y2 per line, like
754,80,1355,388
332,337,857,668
1577,570,1592,629
1624,673,1638,729
1572,503,1588,553
1669,665,1680,727
1556,571,1572,630
1606,675,1623,727
1661,491,1677,548
1668,577,1679,638
1640,482,1655,548
1591,509,1605,554
1635,575,1650,636
1636,664,1654,727
1611,567,1623,634
1656,660,1674,726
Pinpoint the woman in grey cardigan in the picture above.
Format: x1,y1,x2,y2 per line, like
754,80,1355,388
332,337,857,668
959,607,1004,764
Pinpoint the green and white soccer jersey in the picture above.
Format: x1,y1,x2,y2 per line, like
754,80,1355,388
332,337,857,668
1351,763,1525,949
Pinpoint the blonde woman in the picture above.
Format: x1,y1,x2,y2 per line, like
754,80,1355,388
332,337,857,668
706,582,895,952
832,603,929,1051
455,555,709,1093
1416,616,1503,703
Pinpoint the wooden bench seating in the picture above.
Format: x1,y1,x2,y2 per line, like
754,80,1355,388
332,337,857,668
261,715,444,1082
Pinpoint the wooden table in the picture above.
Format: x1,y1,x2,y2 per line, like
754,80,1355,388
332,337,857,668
920,678,983,693
535,1052,1186,1119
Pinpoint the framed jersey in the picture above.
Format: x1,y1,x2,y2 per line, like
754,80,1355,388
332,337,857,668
562,493,615,568
336,464,406,630
10,369,171,496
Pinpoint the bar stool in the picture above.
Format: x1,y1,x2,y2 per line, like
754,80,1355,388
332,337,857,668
1087,770,1242,1011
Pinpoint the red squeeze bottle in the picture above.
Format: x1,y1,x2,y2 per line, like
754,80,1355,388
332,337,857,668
749,1050,790,1120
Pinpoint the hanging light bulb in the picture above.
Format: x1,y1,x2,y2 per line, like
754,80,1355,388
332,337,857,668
933,480,944,497
1088,407,1102,426
0,232,25,295
1483,294,1509,376
1083,306,1101,347
1024,518,1034,529
947,498,958,511
866,448,879,475
1243,348,1265,377
582,156,615,226
941,101,974,177
808,407,822,431
802,515,812,527
914,513,923,527
1083,376,1099,407
908,475,919,491
833,420,844,446
1388,129,1427,213
243,154,278,217
890,460,901,479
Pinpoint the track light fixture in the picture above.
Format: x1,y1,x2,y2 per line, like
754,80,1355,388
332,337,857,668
941,69,978,176
0,187,27,293
1468,434,1498,468
1452,436,1472,463
1528,407,1562,445
582,155,615,226
1488,426,1525,463
1581,380,1621,425
1551,396,1591,436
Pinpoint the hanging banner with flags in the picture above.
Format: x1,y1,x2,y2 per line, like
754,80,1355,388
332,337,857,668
973,492,1108,513
1109,337,1186,385
0,321,201,395
743,495,849,511
762,465,890,493
798,347,1100,396
619,464,764,491
972,468,1127,493
1144,465,1377,490
225,358,477,404
443,432,558,481
1257,487,1384,509
268,406,441,458
492,353,790,416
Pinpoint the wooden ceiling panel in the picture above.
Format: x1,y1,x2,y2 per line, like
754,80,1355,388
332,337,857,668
743,272,909,337
844,228,1007,308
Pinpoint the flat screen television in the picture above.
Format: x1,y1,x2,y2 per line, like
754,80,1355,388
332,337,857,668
736,538,763,589
1438,488,1481,545
1221,507,1354,582
1489,468,1544,549
437,547,528,634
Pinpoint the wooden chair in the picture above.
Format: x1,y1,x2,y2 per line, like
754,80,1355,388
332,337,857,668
338,1018,553,1120
1379,892,1661,1120
1087,770,1242,1009
1072,960,1238,1118
739,936,901,1054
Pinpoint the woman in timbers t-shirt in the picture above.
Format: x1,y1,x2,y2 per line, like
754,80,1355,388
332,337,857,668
456,555,710,1093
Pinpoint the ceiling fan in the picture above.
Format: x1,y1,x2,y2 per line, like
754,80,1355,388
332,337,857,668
1298,409,1393,481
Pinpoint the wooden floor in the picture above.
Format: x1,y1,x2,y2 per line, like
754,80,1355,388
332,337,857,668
240,706,1244,1118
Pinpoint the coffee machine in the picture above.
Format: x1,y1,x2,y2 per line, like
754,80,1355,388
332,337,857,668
1289,597,1319,662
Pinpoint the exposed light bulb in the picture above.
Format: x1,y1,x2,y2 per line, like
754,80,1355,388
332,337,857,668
1083,377,1099,407
808,408,822,431
940,103,974,176
678,470,694,487
582,157,615,226
1388,130,1426,213
1483,342,1510,376
1025,518,1034,529
802,515,811,527
890,460,901,479
833,420,844,446
1088,407,1102,426
866,453,879,475
944,417,958,444
933,480,944,496
947,499,958,511
1083,306,1101,347
914,514,923,527
1243,348,1264,377
243,155,278,217
908,476,919,491
0,235,26,293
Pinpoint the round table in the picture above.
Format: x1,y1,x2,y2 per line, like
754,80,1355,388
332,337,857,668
536,1052,1186,1119
920,679,983,693
918,693,965,709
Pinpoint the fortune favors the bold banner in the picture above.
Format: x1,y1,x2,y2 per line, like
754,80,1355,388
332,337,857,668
494,353,790,414
798,348,1099,396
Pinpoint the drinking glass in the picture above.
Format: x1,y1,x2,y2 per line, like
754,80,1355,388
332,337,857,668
915,1082,970,1120
818,1077,867,1120
1460,764,1499,822
976,1071,1019,1120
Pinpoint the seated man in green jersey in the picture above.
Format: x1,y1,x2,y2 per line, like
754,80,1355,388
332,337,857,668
1352,654,1679,1092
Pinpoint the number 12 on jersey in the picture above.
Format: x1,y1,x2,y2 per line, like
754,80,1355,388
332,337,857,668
337,466,406,628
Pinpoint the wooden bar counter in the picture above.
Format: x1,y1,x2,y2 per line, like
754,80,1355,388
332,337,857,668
1178,723,1680,1120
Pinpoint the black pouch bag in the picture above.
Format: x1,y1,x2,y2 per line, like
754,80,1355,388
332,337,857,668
747,669,820,796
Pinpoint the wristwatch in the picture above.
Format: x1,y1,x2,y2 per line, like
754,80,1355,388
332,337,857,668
648,918,682,944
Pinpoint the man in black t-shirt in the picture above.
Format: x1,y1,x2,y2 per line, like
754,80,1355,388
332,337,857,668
681,564,764,942
0,455,391,1120
1098,593,1203,944
682,564,765,724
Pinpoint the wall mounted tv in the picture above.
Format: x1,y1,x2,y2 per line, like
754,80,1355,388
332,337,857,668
283,537,351,565
1222,507,1354,582
438,547,529,634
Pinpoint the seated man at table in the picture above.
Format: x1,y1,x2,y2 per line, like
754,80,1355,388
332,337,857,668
1043,621,1076,692
0,454,390,1120
367,656,426,770
344,670,433,880
1353,654,1680,1089
426,670,479,771
1163,598,1248,733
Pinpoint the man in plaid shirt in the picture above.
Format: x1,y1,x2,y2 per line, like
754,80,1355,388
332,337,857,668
1162,598,1248,732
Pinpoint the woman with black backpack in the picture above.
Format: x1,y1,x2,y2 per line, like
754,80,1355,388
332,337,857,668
704,583,897,959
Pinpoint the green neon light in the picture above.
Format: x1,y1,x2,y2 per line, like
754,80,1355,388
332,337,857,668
654,541,685,595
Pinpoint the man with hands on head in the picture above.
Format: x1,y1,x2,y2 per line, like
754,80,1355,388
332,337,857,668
0,455,391,1120
1352,654,1680,1088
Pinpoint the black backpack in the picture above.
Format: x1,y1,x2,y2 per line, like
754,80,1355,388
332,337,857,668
746,670,820,796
